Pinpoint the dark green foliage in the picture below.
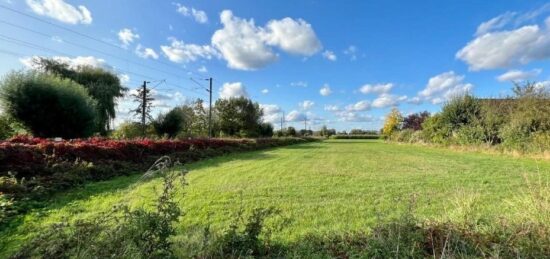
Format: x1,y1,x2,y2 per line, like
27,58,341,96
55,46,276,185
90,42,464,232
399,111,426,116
0,115,25,140
440,94,482,130
0,71,97,138
286,126,297,137
258,122,274,137
215,97,263,137
33,58,126,135
153,107,187,138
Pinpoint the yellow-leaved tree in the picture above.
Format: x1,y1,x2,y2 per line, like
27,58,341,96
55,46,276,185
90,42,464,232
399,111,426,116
382,108,403,138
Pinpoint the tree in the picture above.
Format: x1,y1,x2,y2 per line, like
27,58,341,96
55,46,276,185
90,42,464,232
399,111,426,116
190,98,209,136
440,95,481,130
286,126,297,137
215,97,263,137
152,107,186,138
33,58,127,135
402,111,430,131
258,122,274,137
132,84,154,136
382,108,403,138
0,71,97,138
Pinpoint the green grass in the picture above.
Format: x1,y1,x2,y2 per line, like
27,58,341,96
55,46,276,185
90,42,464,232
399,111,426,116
1,139,549,256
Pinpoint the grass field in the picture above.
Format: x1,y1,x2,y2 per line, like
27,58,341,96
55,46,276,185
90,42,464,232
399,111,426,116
1,139,549,257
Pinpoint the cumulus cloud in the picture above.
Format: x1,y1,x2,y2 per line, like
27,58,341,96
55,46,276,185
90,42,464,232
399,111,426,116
135,44,159,59
261,88,269,94
219,82,248,99
161,37,219,63
26,0,92,24
324,105,340,112
20,55,108,69
345,100,370,111
534,80,550,90
211,10,321,70
336,111,373,122
371,94,408,108
118,28,139,46
416,71,473,104
285,110,306,122
299,100,314,110
260,104,281,124
359,83,393,94
496,69,541,82
320,84,332,96
322,50,337,61
457,17,550,70
174,3,208,23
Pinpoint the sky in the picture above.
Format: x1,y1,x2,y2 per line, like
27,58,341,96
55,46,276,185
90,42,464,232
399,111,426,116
1,0,550,131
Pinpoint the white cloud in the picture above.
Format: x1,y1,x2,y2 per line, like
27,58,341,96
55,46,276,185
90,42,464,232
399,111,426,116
263,17,322,55
457,19,550,70
534,80,550,90
417,71,473,104
290,81,308,87
197,65,207,73
345,100,370,111
371,94,407,108
299,100,314,110
336,111,373,122
211,10,321,70
359,83,393,94
324,105,340,112
20,55,107,69
219,82,248,99
322,50,337,61
496,69,541,82
343,45,357,60
261,88,269,94
26,0,92,24
135,44,159,59
286,110,306,122
118,74,130,85
260,104,281,124
118,28,139,46
174,3,208,23
161,38,219,63
476,11,516,36
319,84,332,96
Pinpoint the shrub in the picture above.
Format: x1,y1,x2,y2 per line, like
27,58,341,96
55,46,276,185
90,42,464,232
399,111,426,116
0,71,97,139
453,124,486,145
153,107,186,138
402,111,430,131
329,135,380,139
382,108,403,138
392,129,414,143
421,114,451,144
439,95,481,130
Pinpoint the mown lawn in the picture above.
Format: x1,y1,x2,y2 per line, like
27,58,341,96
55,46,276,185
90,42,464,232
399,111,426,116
1,139,549,256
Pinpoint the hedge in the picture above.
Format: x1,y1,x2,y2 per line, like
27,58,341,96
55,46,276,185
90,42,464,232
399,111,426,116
329,135,380,139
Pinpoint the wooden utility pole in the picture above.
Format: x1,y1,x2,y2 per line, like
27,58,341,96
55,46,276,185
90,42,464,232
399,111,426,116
207,77,213,138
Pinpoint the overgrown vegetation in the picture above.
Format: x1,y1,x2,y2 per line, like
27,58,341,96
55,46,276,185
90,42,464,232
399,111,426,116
384,82,550,153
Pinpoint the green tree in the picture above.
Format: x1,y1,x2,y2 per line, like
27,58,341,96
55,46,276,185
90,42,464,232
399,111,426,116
190,99,209,136
152,107,186,138
214,97,263,137
33,58,127,135
0,71,97,138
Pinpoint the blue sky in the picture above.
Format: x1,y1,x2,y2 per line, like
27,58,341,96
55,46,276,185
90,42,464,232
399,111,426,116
1,0,550,131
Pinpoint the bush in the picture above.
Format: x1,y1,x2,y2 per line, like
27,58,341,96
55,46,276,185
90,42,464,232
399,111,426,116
439,95,481,130
153,107,186,138
421,114,451,144
0,71,97,139
453,124,486,145
402,111,430,131
329,135,380,139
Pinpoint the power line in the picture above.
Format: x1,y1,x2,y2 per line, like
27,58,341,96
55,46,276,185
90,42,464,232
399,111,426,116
0,4,207,79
